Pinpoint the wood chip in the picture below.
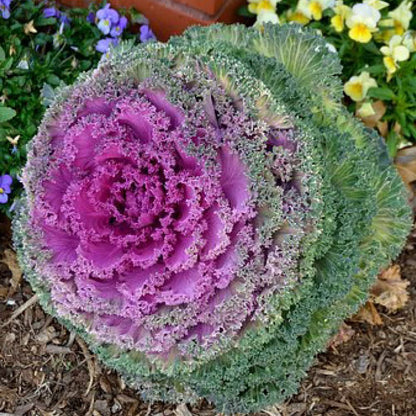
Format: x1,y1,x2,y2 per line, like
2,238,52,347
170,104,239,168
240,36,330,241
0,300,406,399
99,374,113,395
0,286,8,298
395,145,416,195
328,323,355,348
14,403,34,416
1,294,38,328
375,350,388,381
45,344,72,354
174,404,193,416
36,326,58,344
371,265,410,312
344,398,360,416
1,249,22,295
76,337,96,397
351,301,383,325
320,399,355,412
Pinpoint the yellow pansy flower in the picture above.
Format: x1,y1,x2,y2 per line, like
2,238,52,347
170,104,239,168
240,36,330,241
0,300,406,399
344,71,377,102
297,0,335,21
248,0,280,27
24,20,37,35
248,0,279,14
380,35,411,81
331,15,344,31
255,9,280,26
331,1,352,33
363,0,389,11
388,0,413,36
376,19,399,43
403,30,416,53
346,3,380,43
357,101,376,118
6,135,20,146
377,1,412,43
287,8,310,25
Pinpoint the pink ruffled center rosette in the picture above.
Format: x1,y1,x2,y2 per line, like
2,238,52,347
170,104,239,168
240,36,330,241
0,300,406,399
30,89,270,356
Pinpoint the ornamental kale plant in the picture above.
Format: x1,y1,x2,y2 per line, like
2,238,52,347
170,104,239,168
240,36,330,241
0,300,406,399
14,24,412,413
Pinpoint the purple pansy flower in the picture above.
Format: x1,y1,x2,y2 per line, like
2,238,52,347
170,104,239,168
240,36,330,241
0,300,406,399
43,6,70,27
0,174,12,204
43,7,60,18
96,3,119,21
110,15,127,37
0,0,11,19
96,4,119,35
59,13,71,27
96,37,119,53
140,25,156,43
86,11,95,24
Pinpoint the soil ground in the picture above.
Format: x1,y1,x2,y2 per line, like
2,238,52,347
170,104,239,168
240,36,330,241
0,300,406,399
1,213,415,416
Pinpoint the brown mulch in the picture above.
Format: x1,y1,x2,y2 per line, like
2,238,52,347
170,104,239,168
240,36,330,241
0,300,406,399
1,213,415,416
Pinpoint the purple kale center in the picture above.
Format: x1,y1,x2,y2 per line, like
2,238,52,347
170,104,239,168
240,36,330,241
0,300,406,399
32,89,264,355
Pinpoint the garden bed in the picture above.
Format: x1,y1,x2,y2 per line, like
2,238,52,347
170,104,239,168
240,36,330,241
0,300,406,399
1,214,415,416
1,1,416,414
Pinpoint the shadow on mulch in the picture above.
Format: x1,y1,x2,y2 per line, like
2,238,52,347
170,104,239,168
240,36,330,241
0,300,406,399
1,213,415,416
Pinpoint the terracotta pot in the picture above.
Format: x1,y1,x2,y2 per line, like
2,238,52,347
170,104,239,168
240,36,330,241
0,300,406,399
167,0,228,15
59,0,249,41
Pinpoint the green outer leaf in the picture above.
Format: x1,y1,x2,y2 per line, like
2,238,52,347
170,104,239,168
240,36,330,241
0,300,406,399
0,106,17,123
368,87,397,101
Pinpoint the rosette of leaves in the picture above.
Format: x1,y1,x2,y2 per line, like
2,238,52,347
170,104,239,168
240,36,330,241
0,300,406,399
14,23,412,413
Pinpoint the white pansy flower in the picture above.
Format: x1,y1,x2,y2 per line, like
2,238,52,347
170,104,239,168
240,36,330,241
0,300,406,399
380,35,411,80
248,0,280,27
331,1,352,32
346,3,381,43
363,0,389,11
403,30,416,52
